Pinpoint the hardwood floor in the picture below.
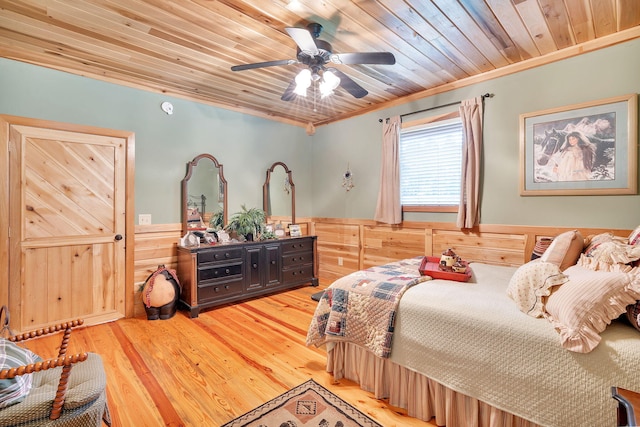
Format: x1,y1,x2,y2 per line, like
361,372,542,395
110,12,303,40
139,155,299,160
24,285,437,427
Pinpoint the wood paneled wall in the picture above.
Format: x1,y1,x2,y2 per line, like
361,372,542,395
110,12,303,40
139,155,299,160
131,219,633,315
132,223,182,318
310,219,632,285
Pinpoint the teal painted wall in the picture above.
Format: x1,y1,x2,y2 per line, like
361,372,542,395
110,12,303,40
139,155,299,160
0,58,311,224
1,37,639,229
312,38,640,229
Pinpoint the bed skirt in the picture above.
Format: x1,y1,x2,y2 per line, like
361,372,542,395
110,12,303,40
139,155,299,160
327,342,540,427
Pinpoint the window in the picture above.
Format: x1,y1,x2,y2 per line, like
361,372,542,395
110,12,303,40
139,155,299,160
400,117,463,212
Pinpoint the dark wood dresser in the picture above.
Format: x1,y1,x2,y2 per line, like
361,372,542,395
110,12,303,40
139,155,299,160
177,236,318,317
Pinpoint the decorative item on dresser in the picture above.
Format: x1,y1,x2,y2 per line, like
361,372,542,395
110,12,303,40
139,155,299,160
177,236,318,317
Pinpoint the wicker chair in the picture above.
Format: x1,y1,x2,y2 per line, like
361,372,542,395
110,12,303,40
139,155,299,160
0,318,110,427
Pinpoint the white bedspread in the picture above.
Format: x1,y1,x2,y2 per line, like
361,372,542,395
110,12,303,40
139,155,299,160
386,262,640,427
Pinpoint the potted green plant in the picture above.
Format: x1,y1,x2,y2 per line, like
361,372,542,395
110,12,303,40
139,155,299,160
225,205,266,241
260,230,278,240
208,209,224,231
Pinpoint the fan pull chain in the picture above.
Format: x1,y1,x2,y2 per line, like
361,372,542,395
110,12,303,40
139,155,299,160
313,84,318,112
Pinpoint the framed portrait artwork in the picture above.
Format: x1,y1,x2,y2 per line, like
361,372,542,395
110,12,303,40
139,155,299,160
519,93,637,196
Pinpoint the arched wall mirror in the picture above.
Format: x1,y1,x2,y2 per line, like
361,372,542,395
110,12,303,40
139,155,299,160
181,153,227,234
263,162,295,225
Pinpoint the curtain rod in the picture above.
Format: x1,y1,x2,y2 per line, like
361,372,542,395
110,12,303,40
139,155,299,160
378,93,494,123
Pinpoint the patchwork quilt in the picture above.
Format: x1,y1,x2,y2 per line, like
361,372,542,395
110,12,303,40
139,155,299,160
306,257,431,358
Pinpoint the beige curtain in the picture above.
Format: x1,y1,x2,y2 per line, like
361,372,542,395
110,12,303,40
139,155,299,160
456,97,483,229
374,116,402,224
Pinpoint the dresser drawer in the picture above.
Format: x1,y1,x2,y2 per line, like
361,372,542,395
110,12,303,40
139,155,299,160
282,250,313,268
282,264,314,284
198,248,243,264
281,238,313,254
198,278,243,302
198,262,243,281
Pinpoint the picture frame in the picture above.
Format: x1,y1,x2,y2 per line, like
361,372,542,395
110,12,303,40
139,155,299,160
216,230,230,243
519,93,637,196
289,224,301,237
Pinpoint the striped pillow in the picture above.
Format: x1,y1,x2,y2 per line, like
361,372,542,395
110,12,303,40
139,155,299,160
544,264,640,353
0,339,40,408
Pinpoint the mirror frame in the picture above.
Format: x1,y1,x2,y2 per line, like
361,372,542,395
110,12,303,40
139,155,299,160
263,161,295,225
181,153,227,234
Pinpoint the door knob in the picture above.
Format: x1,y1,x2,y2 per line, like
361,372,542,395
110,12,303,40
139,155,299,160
114,234,123,241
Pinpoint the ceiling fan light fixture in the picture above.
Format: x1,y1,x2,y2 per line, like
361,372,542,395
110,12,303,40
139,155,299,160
233,22,395,103
320,69,340,98
294,69,311,96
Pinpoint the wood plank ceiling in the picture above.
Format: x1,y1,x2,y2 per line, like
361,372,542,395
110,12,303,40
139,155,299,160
1,1,639,128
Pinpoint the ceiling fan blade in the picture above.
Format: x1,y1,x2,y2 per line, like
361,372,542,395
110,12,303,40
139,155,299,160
285,27,319,56
330,52,396,65
281,79,297,101
328,68,368,98
231,59,296,72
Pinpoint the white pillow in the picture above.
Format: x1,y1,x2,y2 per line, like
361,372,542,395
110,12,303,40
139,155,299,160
507,260,568,317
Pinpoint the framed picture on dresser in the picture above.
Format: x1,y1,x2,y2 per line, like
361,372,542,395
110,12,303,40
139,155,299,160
289,224,301,237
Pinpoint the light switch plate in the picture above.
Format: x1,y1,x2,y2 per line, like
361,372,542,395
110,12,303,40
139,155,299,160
139,214,152,225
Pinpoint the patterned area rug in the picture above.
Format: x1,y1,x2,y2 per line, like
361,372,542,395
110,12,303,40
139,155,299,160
221,379,382,427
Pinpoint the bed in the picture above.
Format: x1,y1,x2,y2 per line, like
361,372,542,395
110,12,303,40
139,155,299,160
307,230,640,427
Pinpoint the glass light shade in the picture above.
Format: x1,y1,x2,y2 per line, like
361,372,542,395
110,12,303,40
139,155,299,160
294,69,311,96
319,70,340,98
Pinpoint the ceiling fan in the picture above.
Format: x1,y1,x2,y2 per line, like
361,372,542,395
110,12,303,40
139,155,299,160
231,23,396,101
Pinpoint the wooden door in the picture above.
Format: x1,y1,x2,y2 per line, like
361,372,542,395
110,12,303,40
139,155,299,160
1,116,134,332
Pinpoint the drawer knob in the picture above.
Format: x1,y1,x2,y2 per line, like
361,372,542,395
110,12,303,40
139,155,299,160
271,260,276,265
225,285,230,290
252,263,258,269
225,268,230,274
225,252,230,258
214,287,219,292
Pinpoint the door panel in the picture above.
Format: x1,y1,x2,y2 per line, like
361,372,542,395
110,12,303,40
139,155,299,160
9,124,127,332
265,244,281,287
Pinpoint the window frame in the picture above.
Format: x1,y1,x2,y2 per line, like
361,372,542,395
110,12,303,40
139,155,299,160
400,111,462,213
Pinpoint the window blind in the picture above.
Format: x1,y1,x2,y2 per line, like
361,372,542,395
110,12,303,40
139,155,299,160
400,120,463,205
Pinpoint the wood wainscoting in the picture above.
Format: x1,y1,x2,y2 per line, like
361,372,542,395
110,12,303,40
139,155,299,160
311,218,633,285
133,223,182,318
133,219,633,307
